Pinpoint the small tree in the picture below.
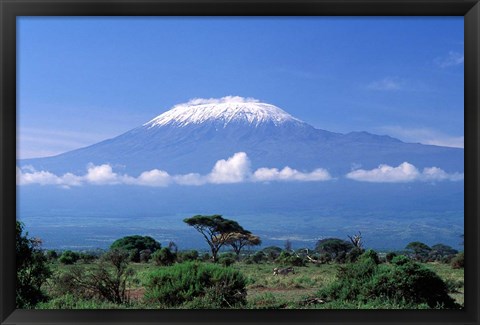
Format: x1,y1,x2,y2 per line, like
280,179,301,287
315,238,354,262
183,215,246,262
110,235,161,262
429,244,458,262
224,232,261,260
405,241,431,262
16,221,52,308
347,232,364,249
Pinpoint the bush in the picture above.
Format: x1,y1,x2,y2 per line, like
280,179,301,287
54,249,135,304
261,246,282,261
318,252,458,309
78,252,97,263
385,252,397,263
177,250,199,262
139,249,153,263
277,251,305,267
59,250,80,265
144,261,247,308
45,250,58,261
451,252,464,269
200,252,211,262
346,247,364,263
152,247,176,266
251,251,267,264
218,253,236,267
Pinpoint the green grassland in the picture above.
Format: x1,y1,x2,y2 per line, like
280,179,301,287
37,258,464,309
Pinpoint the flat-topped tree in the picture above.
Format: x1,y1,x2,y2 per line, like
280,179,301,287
183,215,246,262
224,232,262,260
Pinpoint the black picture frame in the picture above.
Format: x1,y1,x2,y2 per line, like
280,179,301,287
1,0,479,324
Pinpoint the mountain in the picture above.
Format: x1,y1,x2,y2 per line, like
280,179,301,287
17,97,464,250
20,97,463,177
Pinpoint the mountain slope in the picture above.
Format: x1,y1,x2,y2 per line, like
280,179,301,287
20,97,463,176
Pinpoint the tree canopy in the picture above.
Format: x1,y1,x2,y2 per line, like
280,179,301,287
222,232,262,259
110,235,161,262
183,215,247,262
315,238,354,261
405,241,431,261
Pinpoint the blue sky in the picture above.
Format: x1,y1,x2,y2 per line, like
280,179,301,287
17,16,464,159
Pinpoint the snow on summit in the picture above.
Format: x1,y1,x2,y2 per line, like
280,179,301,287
144,96,303,128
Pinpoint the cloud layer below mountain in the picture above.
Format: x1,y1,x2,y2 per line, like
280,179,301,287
17,152,462,188
346,162,464,183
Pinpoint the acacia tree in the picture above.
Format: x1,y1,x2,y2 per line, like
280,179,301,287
405,241,431,261
183,215,246,262
224,232,262,260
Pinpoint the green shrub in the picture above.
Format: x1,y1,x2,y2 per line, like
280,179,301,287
177,250,199,262
144,261,247,308
251,251,267,264
385,252,397,263
318,252,458,309
261,246,282,261
78,252,97,263
139,249,153,263
277,251,305,267
152,247,176,266
200,252,211,261
45,250,58,261
218,252,236,267
53,249,135,304
346,247,364,263
59,250,80,265
451,252,464,269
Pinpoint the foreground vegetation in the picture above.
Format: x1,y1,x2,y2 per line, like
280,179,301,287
16,216,464,309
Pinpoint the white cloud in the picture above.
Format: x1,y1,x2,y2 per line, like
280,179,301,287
422,167,464,182
17,152,334,188
85,164,121,185
377,126,464,148
346,162,420,183
367,77,402,91
173,173,206,186
435,51,464,68
346,162,463,183
17,167,62,186
135,169,171,187
208,152,251,184
175,96,260,108
253,167,331,182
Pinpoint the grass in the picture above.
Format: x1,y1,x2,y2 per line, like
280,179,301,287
40,259,463,309
424,262,464,306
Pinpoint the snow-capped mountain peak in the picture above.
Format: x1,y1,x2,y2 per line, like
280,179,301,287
144,96,303,128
